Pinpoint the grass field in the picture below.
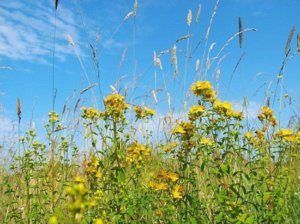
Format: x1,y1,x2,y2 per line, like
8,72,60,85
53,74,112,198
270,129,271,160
0,1,300,223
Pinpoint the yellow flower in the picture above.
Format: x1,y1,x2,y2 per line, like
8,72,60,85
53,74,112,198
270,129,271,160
200,137,214,146
81,107,102,121
84,155,101,177
49,216,58,224
172,121,195,138
155,170,179,182
258,106,277,126
213,100,243,120
275,129,296,142
103,93,129,122
162,142,178,153
126,142,151,165
188,105,205,121
49,111,59,123
172,185,183,199
167,172,179,182
133,105,156,119
190,81,216,101
149,181,168,191
214,100,231,114
244,132,253,141
93,218,104,224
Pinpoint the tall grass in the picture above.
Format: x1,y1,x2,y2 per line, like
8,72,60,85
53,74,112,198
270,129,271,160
0,0,299,223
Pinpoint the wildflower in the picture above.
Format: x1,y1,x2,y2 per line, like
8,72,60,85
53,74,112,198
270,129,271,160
172,185,183,199
155,170,179,182
172,121,195,138
258,106,277,126
167,172,179,182
94,190,103,200
133,105,156,119
103,93,129,122
49,111,59,123
162,142,178,153
49,216,58,224
213,100,243,120
275,129,296,142
188,105,204,121
191,81,216,101
200,137,214,146
126,142,151,166
93,218,104,224
84,155,101,178
244,131,253,141
81,107,102,121
149,181,168,191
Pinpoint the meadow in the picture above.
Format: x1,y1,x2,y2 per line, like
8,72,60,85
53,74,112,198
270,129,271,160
0,1,300,223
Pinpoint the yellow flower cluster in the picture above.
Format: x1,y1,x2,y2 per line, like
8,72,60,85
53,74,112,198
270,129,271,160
66,176,95,222
244,130,265,146
172,184,184,199
126,142,151,166
133,105,156,119
81,107,102,121
199,137,214,146
258,106,277,126
274,129,298,143
103,93,129,122
49,111,59,123
213,100,243,120
190,81,216,101
162,142,178,153
172,121,195,138
155,170,180,182
188,105,205,121
149,170,183,199
84,155,102,179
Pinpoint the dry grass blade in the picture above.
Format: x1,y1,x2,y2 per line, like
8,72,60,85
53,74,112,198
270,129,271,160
133,0,138,16
187,9,192,27
171,45,179,78
205,0,219,41
151,90,158,104
153,51,163,70
238,17,243,48
297,34,300,52
54,0,59,10
124,11,134,21
176,35,191,43
80,84,98,95
66,34,75,47
285,26,295,56
17,97,21,123
119,47,128,67
196,3,202,23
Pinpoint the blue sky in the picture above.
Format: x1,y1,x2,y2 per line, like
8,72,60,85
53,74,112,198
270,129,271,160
0,0,299,137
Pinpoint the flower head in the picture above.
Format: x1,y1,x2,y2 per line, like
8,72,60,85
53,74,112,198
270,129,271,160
103,93,129,122
275,129,296,142
172,121,195,138
133,105,155,119
258,106,277,126
172,184,183,199
188,105,205,121
81,107,102,121
190,81,216,101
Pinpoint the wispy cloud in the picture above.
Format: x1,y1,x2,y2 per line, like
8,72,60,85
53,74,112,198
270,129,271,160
0,0,81,63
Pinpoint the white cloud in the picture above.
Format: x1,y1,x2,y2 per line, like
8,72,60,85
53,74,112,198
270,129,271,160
0,0,81,63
